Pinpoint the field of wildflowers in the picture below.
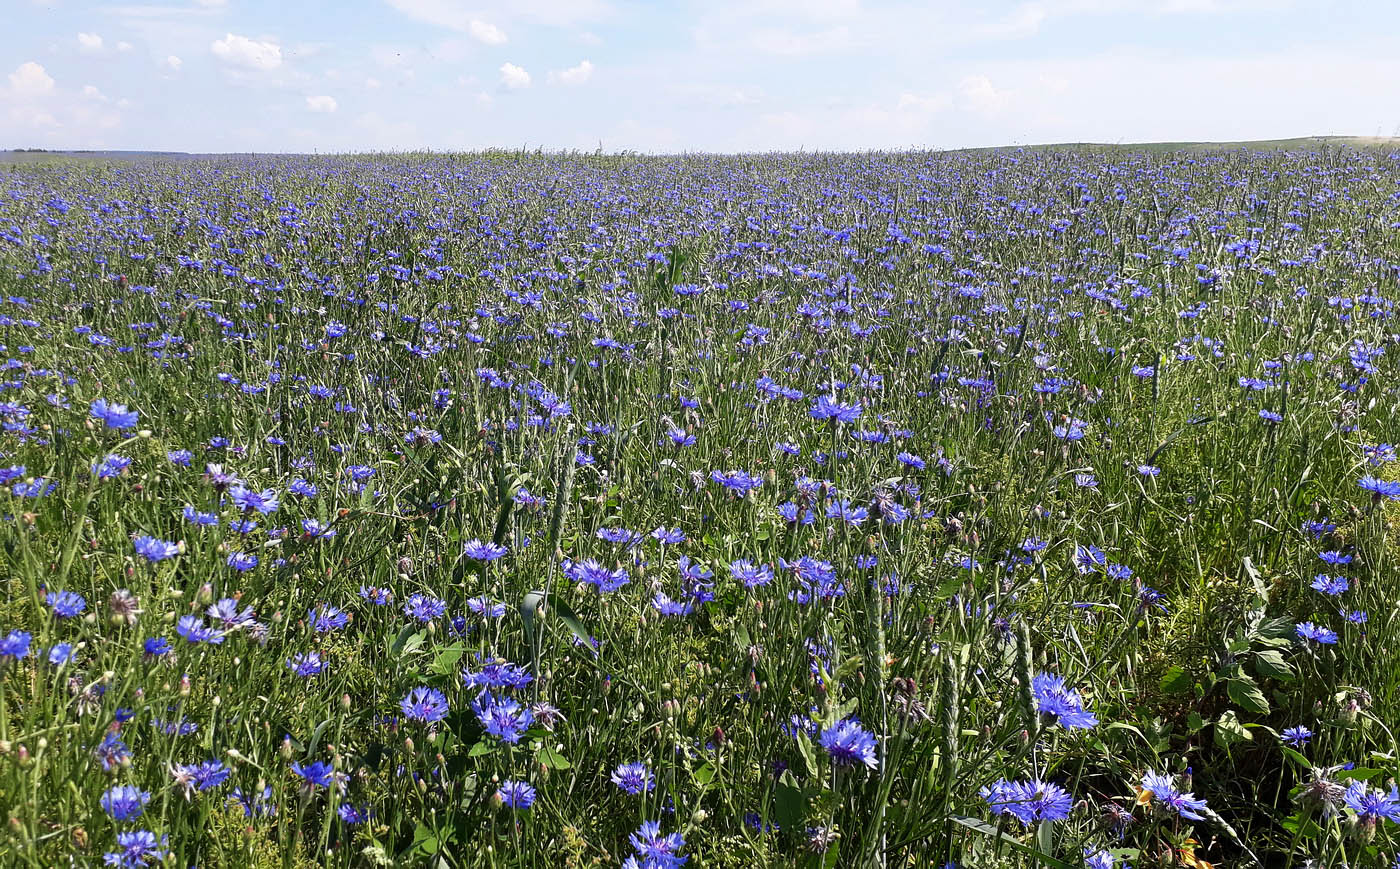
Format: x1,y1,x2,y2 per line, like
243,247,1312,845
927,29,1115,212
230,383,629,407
0,147,1398,868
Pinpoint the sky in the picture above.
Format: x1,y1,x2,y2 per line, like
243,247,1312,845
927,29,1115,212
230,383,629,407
2,0,1399,153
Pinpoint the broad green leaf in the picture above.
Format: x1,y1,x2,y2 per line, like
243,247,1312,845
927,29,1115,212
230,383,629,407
1159,666,1191,694
1252,649,1294,682
1227,677,1270,715
1215,709,1252,747
536,745,571,770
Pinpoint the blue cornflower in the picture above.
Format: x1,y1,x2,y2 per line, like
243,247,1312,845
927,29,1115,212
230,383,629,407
338,804,370,824
1296,622,1338,645
403,593,447,622
101,785,151,821
627,820,687,869
462,660,534,691
1074,544,1107,574
651,592,693,616
896,451,925,470
166,449,193,467
183,505,219,526
1310,574,1349,596
359,585,393,606
47,643,75,665
1358,476,1400,501
93,453,132,479
463,539,508,561
1319,550,1352,566
1282,726,1313,747
1084,848,1119,869
400,687,449,723
729,559,773,588
651,526,686,544
228,484,279,515
132,536,179,563
175,615,223,645
472,691,533,743
710,469,762,496
205,602,253,637
103,829,168,867
819,718,878,769
981,778,1073,825
287,652,325,677
496,780,537,809
231,784,274,816
171,760,231,795
810,394,862,424
225,551,258,572
95,733,131,771
1343,781,1400,825
564,558,630,593
291,760,340,792
48,590,86,618
90,398,139,430
466,596,507,618
611,762,655,795
309,604,349,632
1140,770,1209,821
1032,672,1098,730
1051,417,1088,441
143,637,171,658
1,629,32,660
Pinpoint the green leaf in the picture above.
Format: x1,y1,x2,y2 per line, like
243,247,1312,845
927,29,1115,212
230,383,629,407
535,745,571,770
1186,711,1206,733
1159,666,1191,695
1214,709,1253,747
410,822,439,856
692,762,715,786
1279,745,1311,769
429,643,465,675
1251,649,1295,682
949,816,1077,869
774,771,806,831
467,740,496,758
389,624,424,657
795,730,820,778
1227,677,1271,715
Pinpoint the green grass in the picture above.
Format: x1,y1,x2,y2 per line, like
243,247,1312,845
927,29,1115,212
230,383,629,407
0,147,1396,868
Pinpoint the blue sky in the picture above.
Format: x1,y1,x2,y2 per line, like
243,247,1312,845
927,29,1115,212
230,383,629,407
3,0,1398,152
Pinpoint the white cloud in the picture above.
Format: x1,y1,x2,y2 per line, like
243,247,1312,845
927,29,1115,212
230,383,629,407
7,61,55,96
306,94,338,112
165,55,184,71
117,41,134,52
549,59,593,86
210,32,282,71
470,19,507,44
77,32,105,53
382,0,507,43
195,0,229,6
983,2,1050,37
671,83,763,108
748,26,855,56
957,75,1010,116
365,76,382,88
499,62,530,89
3,61,123,144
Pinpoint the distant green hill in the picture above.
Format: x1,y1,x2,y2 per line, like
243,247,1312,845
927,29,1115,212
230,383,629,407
958,135,1400,154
